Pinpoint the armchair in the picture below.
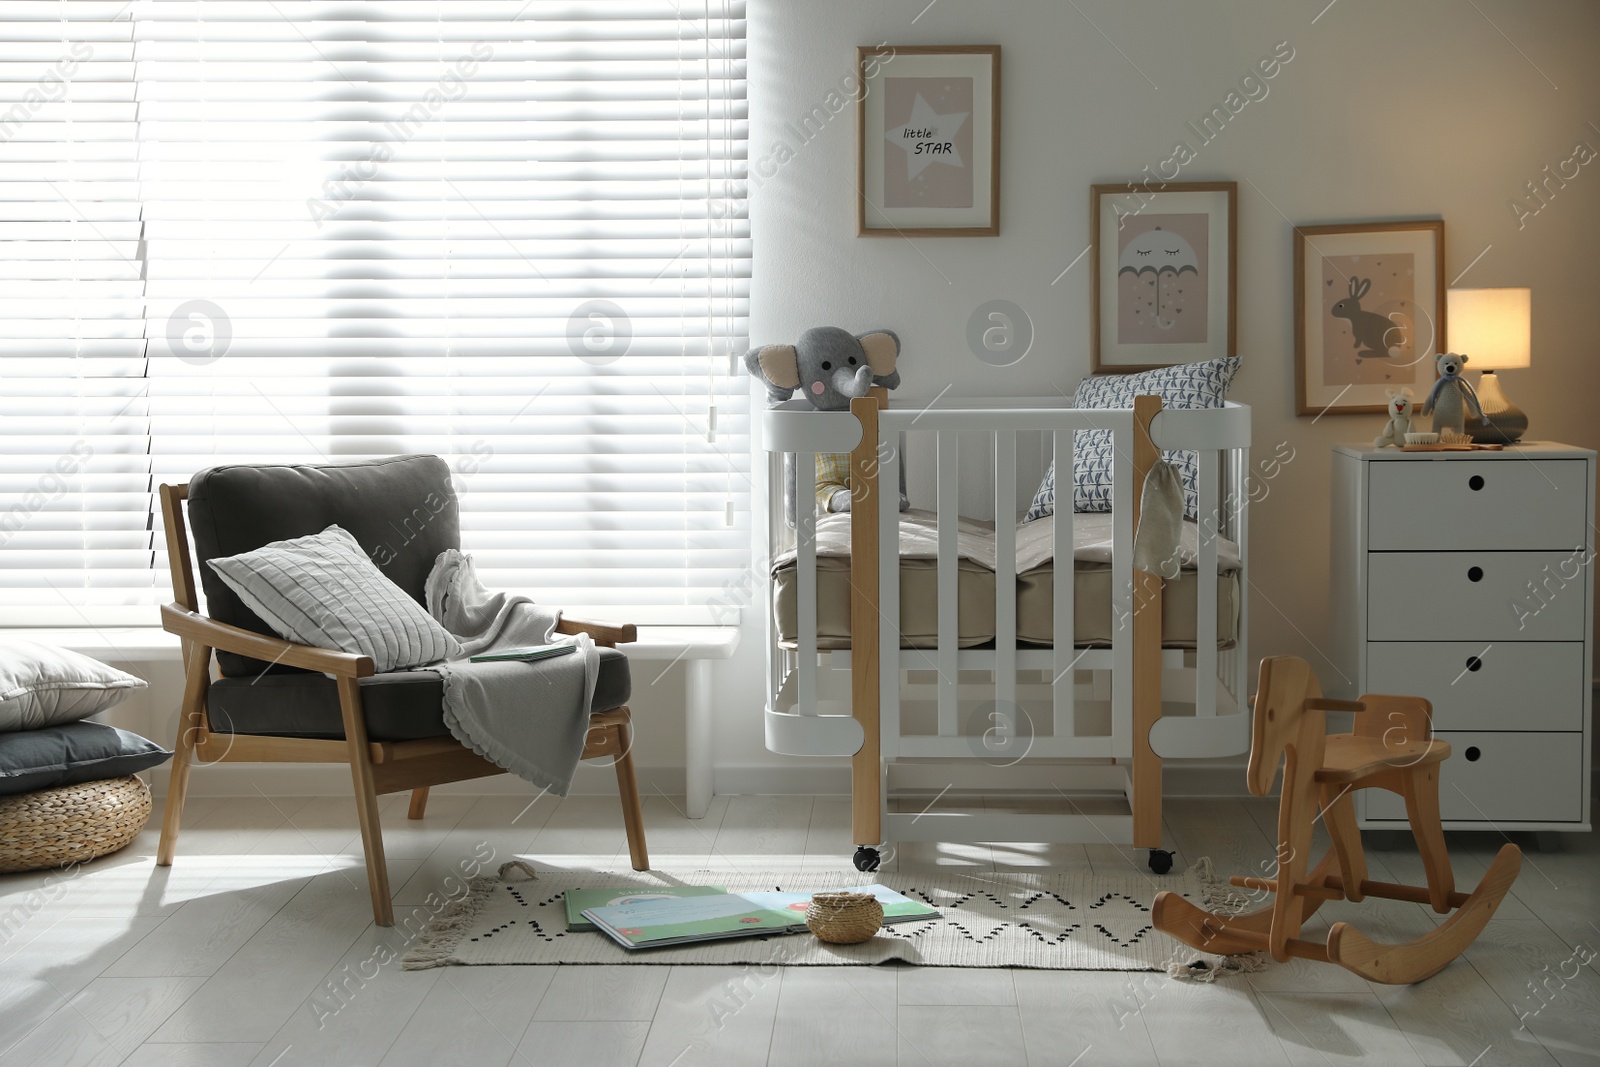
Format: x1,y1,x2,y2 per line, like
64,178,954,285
156,455,648,926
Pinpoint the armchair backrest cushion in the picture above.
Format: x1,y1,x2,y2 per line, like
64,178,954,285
186,455,460,677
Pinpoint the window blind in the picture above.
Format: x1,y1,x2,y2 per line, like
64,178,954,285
0,2,148,625
0,0,750,626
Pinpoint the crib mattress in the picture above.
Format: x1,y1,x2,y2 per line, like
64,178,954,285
772,509,1240,651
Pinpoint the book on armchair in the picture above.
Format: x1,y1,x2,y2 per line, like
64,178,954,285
468,643,577,664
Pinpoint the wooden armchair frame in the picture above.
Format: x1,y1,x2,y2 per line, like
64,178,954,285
155,483,649,926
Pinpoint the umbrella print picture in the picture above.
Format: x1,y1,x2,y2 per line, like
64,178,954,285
1117,214,1209,345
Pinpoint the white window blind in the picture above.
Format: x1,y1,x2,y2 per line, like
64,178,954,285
0,3,147,626
0,0,750,626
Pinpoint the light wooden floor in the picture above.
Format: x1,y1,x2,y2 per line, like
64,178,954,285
1,788,1597,1067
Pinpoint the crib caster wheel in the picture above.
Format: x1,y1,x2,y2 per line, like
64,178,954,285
853,847,881,873
1147,849,1174,875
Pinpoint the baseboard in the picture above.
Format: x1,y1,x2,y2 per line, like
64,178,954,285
150,759,1252,800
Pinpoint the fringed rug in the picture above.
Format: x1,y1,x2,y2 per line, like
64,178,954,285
402,864,1250,972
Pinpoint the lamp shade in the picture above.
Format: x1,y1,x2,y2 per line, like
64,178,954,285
1447,288,1531,370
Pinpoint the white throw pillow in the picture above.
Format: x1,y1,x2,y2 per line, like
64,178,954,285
0,641,148,733
207,524,460,673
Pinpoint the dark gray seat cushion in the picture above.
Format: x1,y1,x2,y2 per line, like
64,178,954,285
206,648,631,742
186,455,459,678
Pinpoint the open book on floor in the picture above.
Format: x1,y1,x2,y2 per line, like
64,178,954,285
564,886,727,932
579,884,940,950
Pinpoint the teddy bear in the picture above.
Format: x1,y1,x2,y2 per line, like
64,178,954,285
1373,387,1415,448
1421,352,1484,437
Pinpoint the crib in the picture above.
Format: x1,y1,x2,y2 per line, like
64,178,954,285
761,390,1252,873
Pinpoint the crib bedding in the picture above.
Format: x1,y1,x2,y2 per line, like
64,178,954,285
772,509,1240,650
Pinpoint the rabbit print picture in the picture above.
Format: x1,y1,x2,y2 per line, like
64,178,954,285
1318,253,1422,387
1295,220,1443,416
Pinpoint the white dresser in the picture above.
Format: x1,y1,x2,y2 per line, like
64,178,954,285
1330,443,1595,832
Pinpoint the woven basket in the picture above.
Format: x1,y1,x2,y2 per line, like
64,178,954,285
805,891,884,944
0,776,152,874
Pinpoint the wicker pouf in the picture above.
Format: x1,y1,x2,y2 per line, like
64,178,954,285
805,891,884,944
0,776,152,874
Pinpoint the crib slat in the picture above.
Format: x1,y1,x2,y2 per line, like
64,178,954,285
796,452,818,716
937,431,959,737
1110,421,1134,757
1230,443,1251,712
880,432,901,757
1196,448,1219,718
995,431,1017,745
1052,430,1076,740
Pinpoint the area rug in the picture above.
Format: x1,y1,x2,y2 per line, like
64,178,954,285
402,864,1240,971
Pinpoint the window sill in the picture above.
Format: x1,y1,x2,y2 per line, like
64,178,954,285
0,625,741,663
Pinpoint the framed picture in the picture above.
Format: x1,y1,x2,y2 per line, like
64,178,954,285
1090,182,1236,372
1294,220,1444,416
856,45,1000,237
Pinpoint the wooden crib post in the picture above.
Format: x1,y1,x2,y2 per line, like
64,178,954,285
1130,394,1165,848
849,389,887,850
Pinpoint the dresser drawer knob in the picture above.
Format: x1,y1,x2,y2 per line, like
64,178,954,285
1465,656,1483,672
1468,475,1485,491
1464,746,1481,762
1467,566,1484,582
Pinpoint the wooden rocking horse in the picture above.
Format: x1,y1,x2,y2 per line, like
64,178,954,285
1153,656,1522,984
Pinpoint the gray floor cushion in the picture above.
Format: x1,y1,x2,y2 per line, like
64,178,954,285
0,722,171,795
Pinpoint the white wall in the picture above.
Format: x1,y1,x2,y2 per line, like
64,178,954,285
133,0,1600,800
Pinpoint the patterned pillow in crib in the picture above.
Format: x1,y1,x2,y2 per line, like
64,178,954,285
1024,357,1240,522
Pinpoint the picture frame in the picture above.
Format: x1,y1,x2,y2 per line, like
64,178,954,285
1090,182,1236,372
1294,219,1444,416
856,44,1000,237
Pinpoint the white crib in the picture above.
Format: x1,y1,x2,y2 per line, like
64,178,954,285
762,390,1253,872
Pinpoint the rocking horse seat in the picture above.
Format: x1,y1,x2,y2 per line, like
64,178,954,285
1315,731,1449,784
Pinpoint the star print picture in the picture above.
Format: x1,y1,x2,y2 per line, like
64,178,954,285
1116,214,1209,345
882,77,974,209
856,45,998,236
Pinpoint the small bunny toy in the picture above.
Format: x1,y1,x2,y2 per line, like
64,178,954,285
1421,352,1484,436
1374,387,1415,448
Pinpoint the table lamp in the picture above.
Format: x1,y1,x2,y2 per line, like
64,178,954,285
1447,287,1531,444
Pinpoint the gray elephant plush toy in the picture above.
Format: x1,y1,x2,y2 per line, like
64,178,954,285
744,326,901,410
748,327,907,523
1421,352,1484,436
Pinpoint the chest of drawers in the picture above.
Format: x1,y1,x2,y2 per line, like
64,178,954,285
1330,443,1595,831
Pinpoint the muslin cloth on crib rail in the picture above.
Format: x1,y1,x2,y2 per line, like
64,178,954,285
1131,461,1185,580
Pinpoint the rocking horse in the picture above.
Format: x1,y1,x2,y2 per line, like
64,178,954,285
1153,656,1522,984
